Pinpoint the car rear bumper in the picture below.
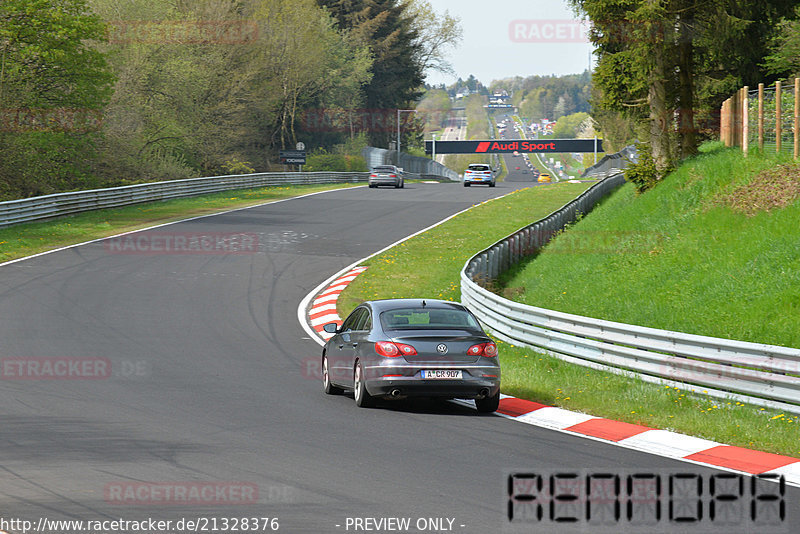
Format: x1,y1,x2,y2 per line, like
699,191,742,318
362,363,500,399
369,178,401,186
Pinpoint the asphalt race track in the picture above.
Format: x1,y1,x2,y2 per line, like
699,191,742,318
495,115,540,184
0,183,796,533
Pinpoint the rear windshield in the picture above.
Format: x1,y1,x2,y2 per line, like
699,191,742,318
380,308,481,330
373,166,396,173
468,165,490,171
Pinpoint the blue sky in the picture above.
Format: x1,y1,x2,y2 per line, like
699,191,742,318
425,0,595,86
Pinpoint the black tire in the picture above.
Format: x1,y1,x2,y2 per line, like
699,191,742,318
489,182,496,187
322,354,343,395
400,181,404,188
354,361,374,407
464,183,470,187
475,391,500,413
368,184,375,188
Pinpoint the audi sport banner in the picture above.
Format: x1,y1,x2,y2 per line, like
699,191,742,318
424,139,603,154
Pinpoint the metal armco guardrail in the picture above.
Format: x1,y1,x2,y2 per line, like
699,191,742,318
581,144,637,179
363,146,459,181
0,171,370,228
462,149,800,413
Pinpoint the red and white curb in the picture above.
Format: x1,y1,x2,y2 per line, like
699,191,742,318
307,266,367,340
302,268,800,487
486,395,800,486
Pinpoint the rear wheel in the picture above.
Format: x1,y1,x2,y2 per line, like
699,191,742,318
464,183,470,187
475,391,500,413
489,182,496,187
354,362,374,407
323,354,343,395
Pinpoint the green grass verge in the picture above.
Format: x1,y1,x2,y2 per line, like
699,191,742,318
499,341,800,457
0,182,362,263
495,142,800,456
337,182,592,315
502,142,800,348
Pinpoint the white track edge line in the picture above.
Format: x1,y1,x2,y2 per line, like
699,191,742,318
296,191,518,346
0,185,365,269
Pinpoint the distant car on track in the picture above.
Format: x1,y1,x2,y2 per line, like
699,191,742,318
369,165,404,188
322,299,501,412
538,173,551,183
463,164,495,187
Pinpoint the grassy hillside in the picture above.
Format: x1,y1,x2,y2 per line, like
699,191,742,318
501,142,800,348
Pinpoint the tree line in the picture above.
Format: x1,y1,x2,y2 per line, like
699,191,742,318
0,0,460,200
570,0,800,186
490,72,592,123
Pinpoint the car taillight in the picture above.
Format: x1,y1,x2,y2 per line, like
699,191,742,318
467,342,498,357
388,174,397,178
375,341,417,357
370,174,377,178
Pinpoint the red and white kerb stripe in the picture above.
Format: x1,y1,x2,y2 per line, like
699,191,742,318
491,394,800,485
308,266,368,340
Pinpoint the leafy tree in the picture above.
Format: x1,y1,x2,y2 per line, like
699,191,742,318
571,0,797,182
88,0,372,180
416,88,451,133
318,0,425,146
764,6,800,77
0,0,114,199
406,0,462,76
553,112,590,138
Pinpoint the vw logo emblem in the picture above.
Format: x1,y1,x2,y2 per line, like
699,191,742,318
436,343,448,354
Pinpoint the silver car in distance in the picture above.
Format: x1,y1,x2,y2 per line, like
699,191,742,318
322,299,501,412
368,165,404,188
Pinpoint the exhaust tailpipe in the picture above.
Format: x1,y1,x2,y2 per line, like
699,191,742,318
390,389,402,398
479,388,490,398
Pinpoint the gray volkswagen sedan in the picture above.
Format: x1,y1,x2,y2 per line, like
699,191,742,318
322,299,501,412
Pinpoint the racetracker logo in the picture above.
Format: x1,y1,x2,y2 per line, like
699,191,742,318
509,20,589,43
1,357,112,380
107,20,259,45
104,232,259,255
104,482,259,505
0,108,103,133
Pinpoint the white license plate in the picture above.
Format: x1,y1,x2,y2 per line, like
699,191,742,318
421,370,462,380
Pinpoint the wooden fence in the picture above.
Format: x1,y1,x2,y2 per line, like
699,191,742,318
720,77,800,158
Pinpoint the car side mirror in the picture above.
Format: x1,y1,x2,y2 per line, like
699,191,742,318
323,323,339,334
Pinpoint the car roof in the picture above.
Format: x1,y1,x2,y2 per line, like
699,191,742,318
361,299,469,313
